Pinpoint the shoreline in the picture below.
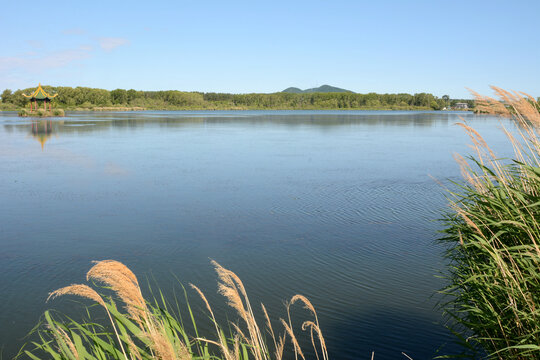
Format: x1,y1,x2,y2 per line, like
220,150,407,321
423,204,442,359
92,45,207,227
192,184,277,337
0,106,474,112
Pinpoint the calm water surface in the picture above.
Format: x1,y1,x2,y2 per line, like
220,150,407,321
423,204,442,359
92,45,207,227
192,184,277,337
0,111,515,359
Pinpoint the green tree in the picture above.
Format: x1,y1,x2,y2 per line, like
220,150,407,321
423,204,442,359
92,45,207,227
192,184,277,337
1,89,12,103
442,95,450,108
11,90,27,107
430,100,442,110
127,89,138,103
111,89,128,104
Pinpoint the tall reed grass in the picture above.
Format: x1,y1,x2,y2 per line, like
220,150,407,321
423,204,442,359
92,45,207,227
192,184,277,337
440,87,540,359
20,260,328,360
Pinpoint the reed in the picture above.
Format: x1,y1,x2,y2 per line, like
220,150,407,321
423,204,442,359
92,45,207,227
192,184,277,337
20,260,328,360
439,87,540,359
17,108,65,117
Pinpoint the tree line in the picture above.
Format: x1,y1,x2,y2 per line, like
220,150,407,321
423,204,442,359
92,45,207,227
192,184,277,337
0,86,475,110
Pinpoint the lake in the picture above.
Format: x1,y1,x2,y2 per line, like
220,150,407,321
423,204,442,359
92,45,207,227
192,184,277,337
0,110,515,359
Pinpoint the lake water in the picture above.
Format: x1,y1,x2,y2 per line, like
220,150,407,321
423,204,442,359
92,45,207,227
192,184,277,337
0,110,515,359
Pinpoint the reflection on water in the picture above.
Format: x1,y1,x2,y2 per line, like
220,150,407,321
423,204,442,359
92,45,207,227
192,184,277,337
4,110,464,138
30,120,63,150
0,110,515,359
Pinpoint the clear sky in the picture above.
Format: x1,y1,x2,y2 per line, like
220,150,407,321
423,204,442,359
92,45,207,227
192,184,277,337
1,0,538,98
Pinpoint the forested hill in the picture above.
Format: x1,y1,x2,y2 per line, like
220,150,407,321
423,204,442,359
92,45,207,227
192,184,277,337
282,85,353,93
0,86,474,111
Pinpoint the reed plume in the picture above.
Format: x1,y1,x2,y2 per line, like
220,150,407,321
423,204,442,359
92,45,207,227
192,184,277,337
190,283,235,360
280,319,305,360
192,261,329,360
48,284,106,307
212,260,269,360
441,87,540,359
48,283,128,360
87,260,147,323
289,295,327,360
28,260,329,360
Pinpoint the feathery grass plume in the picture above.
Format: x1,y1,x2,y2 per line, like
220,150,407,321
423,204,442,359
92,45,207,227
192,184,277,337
232,334,240,360
47,284,129,360
261,303,278,352
142,328,177,360
230,322,248,344
274,334,286,360
289,295,317,319
189,284,215,319
280,318,305,360
440,88,540,359
142,310,194,360
302,321,327,360
49,262,184,360
87,260,147,323
212,260,269,360
289,295,327,360
302,321,320,360
26,260,329,360
125,336,143,360
48,284,106,307
190,283,235,360
87,260,139,285
469,88,510,116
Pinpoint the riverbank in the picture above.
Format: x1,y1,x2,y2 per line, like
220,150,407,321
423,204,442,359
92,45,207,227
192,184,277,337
1,105,474,112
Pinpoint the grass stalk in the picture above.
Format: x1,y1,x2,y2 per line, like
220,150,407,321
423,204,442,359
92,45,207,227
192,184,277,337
21,260,329,360
440,87,540,359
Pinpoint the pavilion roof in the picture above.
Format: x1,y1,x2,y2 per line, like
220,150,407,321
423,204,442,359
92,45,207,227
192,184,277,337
22,84,58,100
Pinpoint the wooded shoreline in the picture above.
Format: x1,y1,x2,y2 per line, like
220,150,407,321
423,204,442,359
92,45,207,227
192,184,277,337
1,85,475,111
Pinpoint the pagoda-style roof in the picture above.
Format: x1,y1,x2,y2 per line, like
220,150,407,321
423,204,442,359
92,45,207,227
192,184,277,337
22,83,58,100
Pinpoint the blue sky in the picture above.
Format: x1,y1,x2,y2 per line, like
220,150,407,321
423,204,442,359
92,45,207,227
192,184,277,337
1,0,538,98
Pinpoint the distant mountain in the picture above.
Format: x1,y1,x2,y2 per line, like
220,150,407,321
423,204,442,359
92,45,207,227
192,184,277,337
282,87,304,93
282,85,353,93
